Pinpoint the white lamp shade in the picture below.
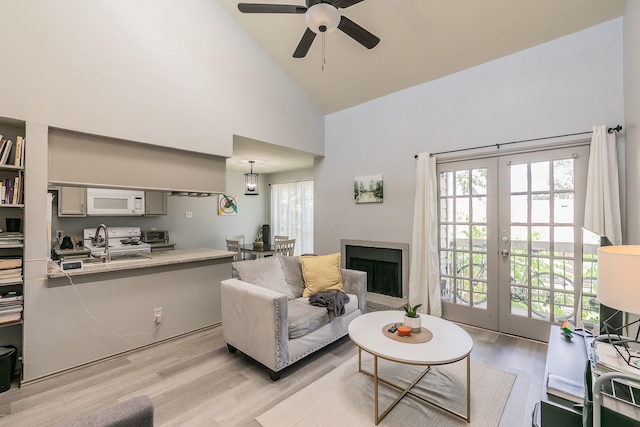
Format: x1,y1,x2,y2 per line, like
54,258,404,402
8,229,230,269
597,245,640,315
305,4,340,34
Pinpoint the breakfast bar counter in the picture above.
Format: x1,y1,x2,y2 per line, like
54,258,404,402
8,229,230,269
47,248,234,278
31,247,235,382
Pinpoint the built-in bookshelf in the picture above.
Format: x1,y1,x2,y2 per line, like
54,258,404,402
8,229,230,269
0,118,25,388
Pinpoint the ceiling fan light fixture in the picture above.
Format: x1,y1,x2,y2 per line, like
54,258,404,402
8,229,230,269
305,3,340,34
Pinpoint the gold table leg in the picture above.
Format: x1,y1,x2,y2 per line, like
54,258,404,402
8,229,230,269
358,349,471,425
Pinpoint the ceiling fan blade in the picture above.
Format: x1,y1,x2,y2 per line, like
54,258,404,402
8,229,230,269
331,0,366,9
238,3,307,14
337,16,380,49
293,28,316,58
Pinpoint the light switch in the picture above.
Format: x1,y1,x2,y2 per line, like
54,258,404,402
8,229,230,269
185,211,193,218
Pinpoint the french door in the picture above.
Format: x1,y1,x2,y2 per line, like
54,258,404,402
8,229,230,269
438,146,589,341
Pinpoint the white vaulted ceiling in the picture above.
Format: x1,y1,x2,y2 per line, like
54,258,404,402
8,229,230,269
219,0,624,172
216,0,624,114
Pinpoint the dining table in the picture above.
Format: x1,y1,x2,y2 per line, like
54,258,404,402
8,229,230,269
240,244,276,258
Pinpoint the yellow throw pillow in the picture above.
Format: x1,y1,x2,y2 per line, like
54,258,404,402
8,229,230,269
300,253,344,297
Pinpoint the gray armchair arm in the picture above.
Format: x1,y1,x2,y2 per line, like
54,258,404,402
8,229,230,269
221,279,289,372
341,269,367,313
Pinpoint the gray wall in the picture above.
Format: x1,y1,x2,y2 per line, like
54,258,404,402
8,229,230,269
316,19,625,255
624,1,640,244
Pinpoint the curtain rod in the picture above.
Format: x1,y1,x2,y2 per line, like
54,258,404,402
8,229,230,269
414,125,623,158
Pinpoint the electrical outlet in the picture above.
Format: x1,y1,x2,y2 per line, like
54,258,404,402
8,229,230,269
185,211,193,218
56,230,63,240
153,307,162,323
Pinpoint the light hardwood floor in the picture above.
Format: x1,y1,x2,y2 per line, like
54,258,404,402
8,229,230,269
0,323,547,427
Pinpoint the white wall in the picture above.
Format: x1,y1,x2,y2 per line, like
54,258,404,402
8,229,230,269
624,1,640,244
1,0,322,380
316,19,625,255
0,0,324,156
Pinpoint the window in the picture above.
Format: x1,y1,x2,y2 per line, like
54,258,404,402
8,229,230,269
270,181,313,255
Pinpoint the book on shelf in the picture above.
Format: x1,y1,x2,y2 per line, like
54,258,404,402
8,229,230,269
12,176,19,204
0,139,12,165
0,258,22,269
20,138,25,168
2,178,13,204
0,313,22,325
0,303,22,312
0,139,7,162
0,232,24,238
546,373,584,404
0,305,22,324
0,277,22,285
0,293,23,304
13,136,23,166
0,268,22,279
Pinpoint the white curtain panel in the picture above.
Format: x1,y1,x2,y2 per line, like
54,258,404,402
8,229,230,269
584,125,622,245
409,153,442,317
270,180,314,255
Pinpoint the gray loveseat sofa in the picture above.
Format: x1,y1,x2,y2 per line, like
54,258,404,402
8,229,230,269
221,255,366,380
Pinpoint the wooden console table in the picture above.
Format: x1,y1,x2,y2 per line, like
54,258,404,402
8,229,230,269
536,325,640,427
537,325,589,427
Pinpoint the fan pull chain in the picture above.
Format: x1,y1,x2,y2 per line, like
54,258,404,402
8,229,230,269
322,32,326,71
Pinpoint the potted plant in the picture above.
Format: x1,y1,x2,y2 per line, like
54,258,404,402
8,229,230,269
253,232,264,248
403,294,422,333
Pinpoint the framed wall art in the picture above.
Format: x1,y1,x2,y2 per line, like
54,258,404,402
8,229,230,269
354,175,383,204
218,194,238,215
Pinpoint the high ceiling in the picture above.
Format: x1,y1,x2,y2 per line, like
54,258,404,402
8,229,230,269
219,0,624,172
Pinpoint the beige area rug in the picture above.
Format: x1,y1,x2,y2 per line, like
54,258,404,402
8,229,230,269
256,354,515,427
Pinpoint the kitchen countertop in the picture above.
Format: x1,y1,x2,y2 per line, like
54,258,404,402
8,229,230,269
47,247,234,278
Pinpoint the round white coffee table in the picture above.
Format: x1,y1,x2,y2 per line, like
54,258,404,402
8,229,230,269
348,310,473,425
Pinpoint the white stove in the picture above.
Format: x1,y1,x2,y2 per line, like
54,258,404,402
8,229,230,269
83,227,151,257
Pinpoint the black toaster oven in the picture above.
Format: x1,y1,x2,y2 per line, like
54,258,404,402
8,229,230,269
142,230,169,243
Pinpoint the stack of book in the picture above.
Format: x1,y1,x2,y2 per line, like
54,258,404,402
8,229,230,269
0,291,23,325
0,175,24,205
0,135,25,167
592,339,640,375
0,232,23,247
0,255,22,285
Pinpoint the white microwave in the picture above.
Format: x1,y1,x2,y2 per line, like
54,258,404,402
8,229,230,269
86,188,145,216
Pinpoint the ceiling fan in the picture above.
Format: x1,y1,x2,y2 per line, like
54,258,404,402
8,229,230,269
238,0,380,58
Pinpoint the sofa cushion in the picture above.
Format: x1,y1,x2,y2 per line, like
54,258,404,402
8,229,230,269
287,299,329,339
279,256,305,298
300,253,343,297
233,257,295,299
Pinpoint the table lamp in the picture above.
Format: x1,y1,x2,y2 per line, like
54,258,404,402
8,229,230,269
597,245,640,369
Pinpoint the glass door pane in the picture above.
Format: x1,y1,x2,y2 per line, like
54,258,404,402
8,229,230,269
438,158,498,330
498,146,589,341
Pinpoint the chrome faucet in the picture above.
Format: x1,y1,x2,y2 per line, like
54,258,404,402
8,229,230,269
92,224,110,263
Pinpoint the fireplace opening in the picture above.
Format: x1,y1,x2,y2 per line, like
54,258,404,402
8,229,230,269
345,245,402,298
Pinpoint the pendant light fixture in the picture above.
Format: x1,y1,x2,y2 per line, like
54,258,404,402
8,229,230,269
244,160,259,196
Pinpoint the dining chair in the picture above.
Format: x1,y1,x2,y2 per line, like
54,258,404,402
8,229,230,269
274,235,289,242
226,239,242,262
274,239,295,257
225,235,245,246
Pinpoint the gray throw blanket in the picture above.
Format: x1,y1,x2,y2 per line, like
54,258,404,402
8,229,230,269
309,290,350,317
